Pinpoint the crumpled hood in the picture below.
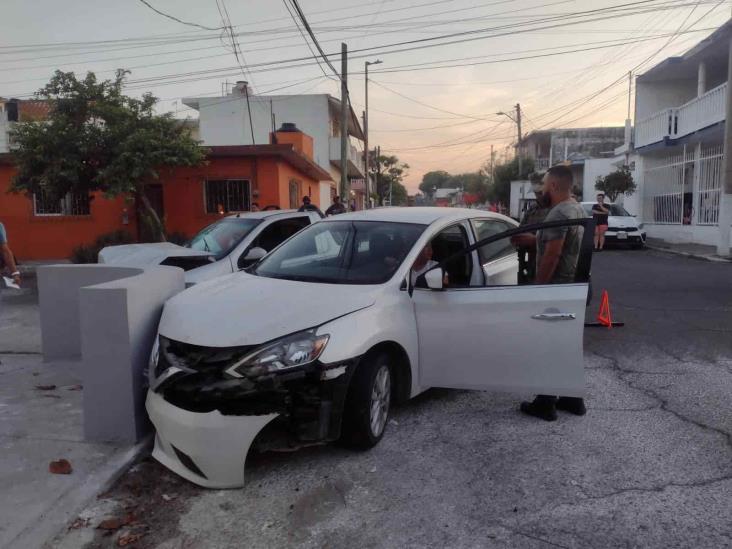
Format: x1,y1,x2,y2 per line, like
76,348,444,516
98,243,213,267
159,272,378,347
608,216,640,229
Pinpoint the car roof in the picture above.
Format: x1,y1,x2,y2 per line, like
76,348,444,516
318,207,514,225
225,209,306,220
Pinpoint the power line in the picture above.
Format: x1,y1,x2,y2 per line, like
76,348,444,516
215,0,257,144
136,0,222,31
286,0,340,78
282,0,337,81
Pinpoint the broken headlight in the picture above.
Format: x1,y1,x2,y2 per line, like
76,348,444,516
224,330,329,378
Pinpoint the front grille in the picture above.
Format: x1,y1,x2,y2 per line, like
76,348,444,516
608,226,637,232
156,337,256,379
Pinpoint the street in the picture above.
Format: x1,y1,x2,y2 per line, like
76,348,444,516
56,248,732,549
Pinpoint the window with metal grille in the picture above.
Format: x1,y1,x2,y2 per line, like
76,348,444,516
204,179,250,214
33,190,90,216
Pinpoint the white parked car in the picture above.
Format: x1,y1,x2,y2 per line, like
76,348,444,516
98,209,322,285
146,207,593,488
581,202,646,248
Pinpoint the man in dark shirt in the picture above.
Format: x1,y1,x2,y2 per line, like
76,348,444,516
591,193,609,251
325,195,347,216
297,196,323,216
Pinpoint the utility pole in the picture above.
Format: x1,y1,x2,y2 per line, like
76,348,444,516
490,144,495,183
363,111,368,206
364,59,382,209
376,145,382,205
515,103,522,179
718,37,732,256
624,71,632,167
340,43,349,200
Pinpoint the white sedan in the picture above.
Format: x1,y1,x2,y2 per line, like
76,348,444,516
99,209,322,285
146,207,593,487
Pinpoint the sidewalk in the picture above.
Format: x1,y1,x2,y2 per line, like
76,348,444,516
645,237,732,262
0,283,144,549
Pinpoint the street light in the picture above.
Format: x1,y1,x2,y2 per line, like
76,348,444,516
365,59,382,208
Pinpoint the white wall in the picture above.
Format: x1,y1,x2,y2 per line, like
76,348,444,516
319,182,333,209
0,114,10,154
583,157,616,201
635,79,698,120
509,180,533,219
193,94,333,172
645,223,731,246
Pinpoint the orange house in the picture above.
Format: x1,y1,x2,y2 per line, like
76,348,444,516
0,126,331,261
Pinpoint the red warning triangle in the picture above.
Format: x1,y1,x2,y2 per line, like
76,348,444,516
597,290,612,328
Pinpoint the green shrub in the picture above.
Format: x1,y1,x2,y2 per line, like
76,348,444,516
70,230,134,263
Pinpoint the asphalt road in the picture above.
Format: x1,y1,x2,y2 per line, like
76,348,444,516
58,249,732,549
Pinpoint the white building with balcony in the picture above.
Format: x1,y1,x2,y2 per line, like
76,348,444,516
633,21,732,246
183,84,366,209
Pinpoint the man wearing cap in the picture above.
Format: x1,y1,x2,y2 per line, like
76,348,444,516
0,221,20,287
515,172,550,284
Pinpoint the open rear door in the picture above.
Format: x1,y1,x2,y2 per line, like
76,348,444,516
412,217,593,397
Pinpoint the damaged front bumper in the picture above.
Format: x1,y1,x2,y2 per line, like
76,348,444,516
146,390,278,488
146,335,357,488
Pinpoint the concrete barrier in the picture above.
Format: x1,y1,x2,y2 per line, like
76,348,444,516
38,264,185,443
37,265,142,361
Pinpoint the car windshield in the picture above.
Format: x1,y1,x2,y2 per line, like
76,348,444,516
187,218,262,260
253,220,426,284
582,203,631,216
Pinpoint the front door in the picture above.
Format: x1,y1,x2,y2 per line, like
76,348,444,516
411,218,592,397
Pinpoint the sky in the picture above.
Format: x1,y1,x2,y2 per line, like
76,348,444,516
1,0,730,192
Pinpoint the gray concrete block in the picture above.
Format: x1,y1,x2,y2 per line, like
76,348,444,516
38,265,142,361
79,267,184,443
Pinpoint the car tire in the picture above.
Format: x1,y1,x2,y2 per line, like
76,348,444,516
339,352,392,450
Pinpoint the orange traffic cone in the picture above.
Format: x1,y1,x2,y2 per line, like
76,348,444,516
597,290,612,328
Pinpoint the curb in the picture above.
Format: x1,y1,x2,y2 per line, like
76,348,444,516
645,244,732,263
8,434,153,549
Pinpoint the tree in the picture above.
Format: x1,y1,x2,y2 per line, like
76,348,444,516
369,151,409,206
10,70,206,241
447,172,489,202
484,156,535,205
418,170,451,196
595,167,636,202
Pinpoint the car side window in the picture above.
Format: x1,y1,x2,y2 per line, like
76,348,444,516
238,217,310,268
431,224,472,287
471,219,515,264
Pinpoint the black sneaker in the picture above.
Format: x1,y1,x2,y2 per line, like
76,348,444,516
556,397,587,416
520,396,557,422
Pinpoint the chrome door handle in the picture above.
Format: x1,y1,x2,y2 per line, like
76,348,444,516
531,312,576,321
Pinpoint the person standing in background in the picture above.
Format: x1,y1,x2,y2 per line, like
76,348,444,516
591,193,610,251
0,221,20,287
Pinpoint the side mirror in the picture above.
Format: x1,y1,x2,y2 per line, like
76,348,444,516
244,247,267,262
239,246,267,269
424,268,444,290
